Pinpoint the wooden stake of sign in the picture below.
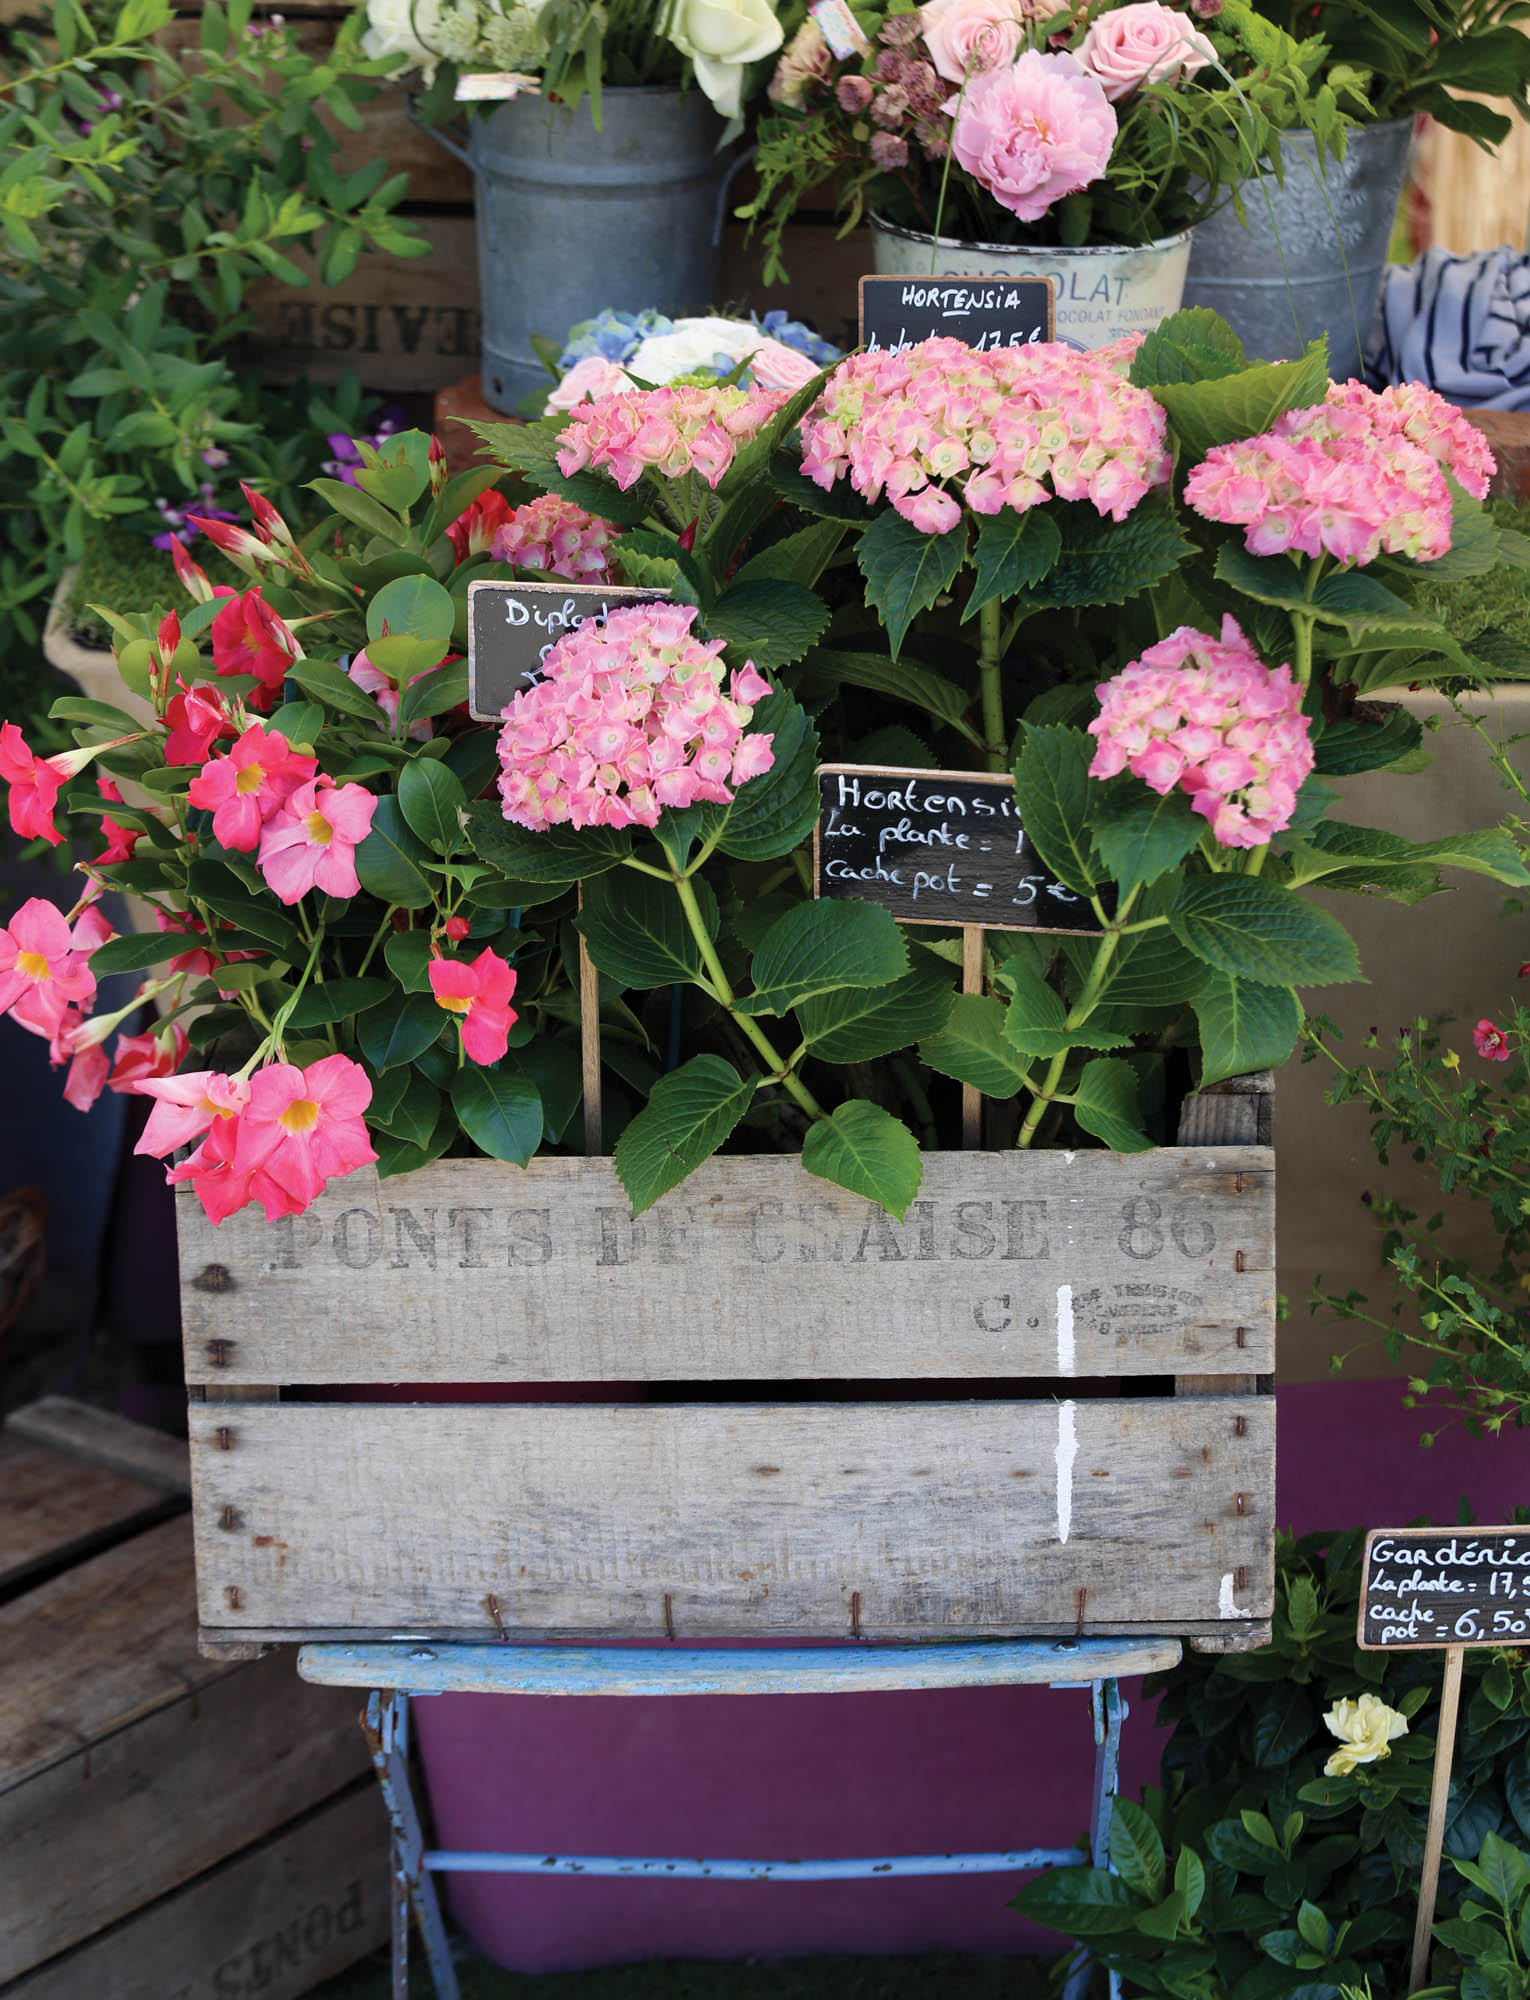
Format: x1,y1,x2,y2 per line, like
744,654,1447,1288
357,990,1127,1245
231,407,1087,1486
1357,1525,1530,1993
1410,1644,1464,1993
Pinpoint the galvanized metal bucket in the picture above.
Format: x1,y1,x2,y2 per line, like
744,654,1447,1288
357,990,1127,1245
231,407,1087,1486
869,215,1194,350
431,87,735,413
1181,117,1414,383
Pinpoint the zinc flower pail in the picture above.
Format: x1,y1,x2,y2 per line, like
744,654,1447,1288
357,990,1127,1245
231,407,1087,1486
868,214,1194,351
433,87,735,413
1181,117,1414,384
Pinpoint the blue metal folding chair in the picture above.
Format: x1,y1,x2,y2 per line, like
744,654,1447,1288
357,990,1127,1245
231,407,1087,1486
300,1634,1178,2000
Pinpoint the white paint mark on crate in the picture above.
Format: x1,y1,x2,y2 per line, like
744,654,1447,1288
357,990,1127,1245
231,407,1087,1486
1055,1401,1077,1545
1219,1571,1248,1618
1056,1284,1075,1377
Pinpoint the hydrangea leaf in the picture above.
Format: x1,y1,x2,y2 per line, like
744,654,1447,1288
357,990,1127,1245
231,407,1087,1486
855,508,967,658
736,897,907,1017
1193,971,1303,1086
800,1101,922,1221
1071,1057,1154,1153
920,991,1035,1098
576,871,714,991
462,802,631,883
796,948,956,1062
1011,723,1101,896
1170,876,1362,987
613,1055,758,1215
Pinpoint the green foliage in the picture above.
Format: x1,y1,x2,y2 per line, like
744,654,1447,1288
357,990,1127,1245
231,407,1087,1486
0,0,419,652
1015,1529,1530,1999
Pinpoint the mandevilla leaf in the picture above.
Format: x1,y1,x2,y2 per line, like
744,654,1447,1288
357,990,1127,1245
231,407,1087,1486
354,796,436,909
397,757,467,856
451,1066,543,1166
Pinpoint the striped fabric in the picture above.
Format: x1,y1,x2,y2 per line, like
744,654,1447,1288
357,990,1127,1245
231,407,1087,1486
1366,247,1530,408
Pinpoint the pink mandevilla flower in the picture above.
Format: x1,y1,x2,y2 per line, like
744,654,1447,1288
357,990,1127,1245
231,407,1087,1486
556,382,793,492
209,588,302,711
1184,382,1495,567
949,51,1117,222
0,898,100,1041
188,722,317,853
429,947,519,1065
164,680,235,767
231,1055,376,1216
489,495,620,582
799,336,1169,532
1087,616,1315,848
257,778,377,904
496,602,774,832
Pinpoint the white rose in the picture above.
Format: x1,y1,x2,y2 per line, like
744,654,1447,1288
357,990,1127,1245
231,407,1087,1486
628,316,766,382
362,0,448,77
664,0,784,118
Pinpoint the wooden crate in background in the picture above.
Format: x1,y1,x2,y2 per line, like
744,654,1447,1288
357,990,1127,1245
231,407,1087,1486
0,1397,387,2000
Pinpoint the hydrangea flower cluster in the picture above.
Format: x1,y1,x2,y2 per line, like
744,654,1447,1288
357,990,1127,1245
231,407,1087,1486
489,495,619,581
1087,616,1314,848
555,382,793,492
496,602,775,830
546,312,838,412
1184,380,1497,567
798,336,1170,533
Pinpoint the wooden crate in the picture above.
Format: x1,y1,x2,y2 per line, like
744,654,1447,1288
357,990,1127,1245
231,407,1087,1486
180,1079,1277,1658
0,1398,388,1994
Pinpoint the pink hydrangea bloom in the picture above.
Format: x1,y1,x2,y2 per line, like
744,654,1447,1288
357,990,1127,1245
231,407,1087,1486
490,495,619,582
1320,379,1495,500
555,383,793,492
187,722,317,853
429,947,518,1065
257,778,377,904
1076,2,1216,100
949,51,1117,223
496,602,774,831
1088,616,1314,848
1183,381,1492,567
799,336,1169,531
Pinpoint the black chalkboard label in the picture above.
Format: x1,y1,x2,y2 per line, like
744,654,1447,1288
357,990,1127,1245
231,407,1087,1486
813,764,1103,933
1359,1527,1530,1651
466,580,667,720
858,275,1055,355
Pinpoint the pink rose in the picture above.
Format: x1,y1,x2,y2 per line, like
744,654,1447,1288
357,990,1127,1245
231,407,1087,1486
545,355,630,414
748,338,821,392
919,0,1029,85
1075,2,1216,101
950,51,1117,223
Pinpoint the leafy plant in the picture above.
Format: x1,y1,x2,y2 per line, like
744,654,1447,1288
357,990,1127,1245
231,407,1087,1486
1014,1527,1530,1997
0,0,423,649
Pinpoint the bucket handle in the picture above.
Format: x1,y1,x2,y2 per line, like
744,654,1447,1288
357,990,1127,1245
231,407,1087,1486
409,100,475,175
712,145,756,249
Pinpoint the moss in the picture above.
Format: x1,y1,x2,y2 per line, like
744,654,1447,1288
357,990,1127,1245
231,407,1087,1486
62,520,241,651
1415,499,1530,648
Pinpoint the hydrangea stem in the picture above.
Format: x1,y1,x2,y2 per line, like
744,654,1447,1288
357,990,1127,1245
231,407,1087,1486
1014,886,1140,1149
667,869,828,1123
978,596,1007,773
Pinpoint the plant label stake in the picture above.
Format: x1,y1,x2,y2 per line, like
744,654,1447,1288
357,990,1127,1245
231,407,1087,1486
466,580,667,720
813,764,1105,1153
858,276,1055,355
1357,1525,1530,1991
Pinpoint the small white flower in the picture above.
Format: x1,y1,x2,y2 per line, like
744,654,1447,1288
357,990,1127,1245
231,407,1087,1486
1322,1693,1408,1778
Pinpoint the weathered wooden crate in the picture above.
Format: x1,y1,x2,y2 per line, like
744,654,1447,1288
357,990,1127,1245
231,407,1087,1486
180,1077,1277,1659
0,1397,388,1996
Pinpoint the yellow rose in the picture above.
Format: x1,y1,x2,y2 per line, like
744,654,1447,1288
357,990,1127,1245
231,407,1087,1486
665,0,784,118
1322,1692,1408,1778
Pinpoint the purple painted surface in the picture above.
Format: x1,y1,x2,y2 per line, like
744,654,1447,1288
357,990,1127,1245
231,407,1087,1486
413,1379,1530,1971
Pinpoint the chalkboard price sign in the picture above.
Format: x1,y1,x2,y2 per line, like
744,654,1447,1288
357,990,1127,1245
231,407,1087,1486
1359,1526,1530,1651
813,764,1103,934
858,275,1055,355
467,580,667,720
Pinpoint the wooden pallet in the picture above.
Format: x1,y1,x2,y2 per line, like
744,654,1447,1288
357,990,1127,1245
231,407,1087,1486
0,1398,388,1996
180,1079,1276,1659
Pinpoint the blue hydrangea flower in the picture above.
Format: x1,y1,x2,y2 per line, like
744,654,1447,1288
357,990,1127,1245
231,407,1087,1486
558,308,673,373
757,310,841,366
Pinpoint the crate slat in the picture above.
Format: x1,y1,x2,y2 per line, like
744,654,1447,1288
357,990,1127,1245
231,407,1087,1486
0,1515,372,1979
4,1782,387,2000
179,1149,1275,1385
0,1433,175,1595
188,1397,1274,1646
